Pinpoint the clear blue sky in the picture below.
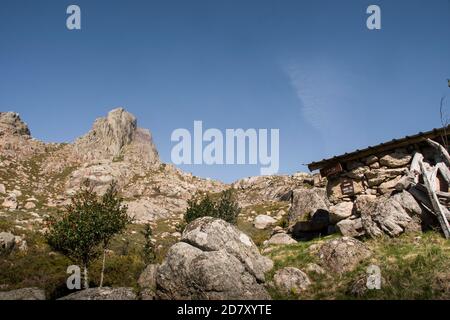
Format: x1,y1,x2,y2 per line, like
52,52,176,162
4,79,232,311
1,0,449,182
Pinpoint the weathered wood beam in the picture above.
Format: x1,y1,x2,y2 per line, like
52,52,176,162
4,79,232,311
425,138,450,167
435,190,450,199
419,160,450,238
436,162,450,185
410,152,424,183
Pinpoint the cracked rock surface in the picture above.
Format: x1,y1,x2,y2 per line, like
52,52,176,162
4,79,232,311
156,217,273,300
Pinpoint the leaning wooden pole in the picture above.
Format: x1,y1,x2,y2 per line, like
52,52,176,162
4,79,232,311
425,138,450,167
419,160,450,239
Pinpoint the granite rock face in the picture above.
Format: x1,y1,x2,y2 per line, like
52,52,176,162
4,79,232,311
156,217,273,300
0,112,30,137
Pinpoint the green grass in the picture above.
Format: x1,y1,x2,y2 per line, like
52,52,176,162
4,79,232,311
264,231,450,300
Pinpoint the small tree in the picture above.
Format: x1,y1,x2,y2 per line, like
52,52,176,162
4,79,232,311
141,223,156,264
46,181,131,289
97,181,131,287
184,189,240,225
46,181,103,289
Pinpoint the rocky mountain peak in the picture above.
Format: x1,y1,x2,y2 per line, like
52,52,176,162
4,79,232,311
0,112,31,137
73,108,159,165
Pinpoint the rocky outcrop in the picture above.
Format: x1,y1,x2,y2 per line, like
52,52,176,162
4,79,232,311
73,108,159,166
138,264,158,300
355,192,422,238
317,237,371,274
0,287,45,300
0,112,30,137
156,217,272,300
181,217,273,282
232,173,314,207
288,188,330,224
272,267,311,296
58,287,137,300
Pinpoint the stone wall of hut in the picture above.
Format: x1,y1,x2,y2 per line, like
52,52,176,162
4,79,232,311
326,144,440,205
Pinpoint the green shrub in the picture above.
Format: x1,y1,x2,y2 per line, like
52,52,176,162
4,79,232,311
184,189,241,225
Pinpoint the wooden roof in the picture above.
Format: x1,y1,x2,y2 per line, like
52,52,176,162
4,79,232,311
307,126,450,172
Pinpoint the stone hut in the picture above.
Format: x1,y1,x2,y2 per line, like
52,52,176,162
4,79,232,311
308,126,450,203
302,126,450,239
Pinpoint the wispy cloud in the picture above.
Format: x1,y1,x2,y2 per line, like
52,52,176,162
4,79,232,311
284,59,360,135
282,58,372,158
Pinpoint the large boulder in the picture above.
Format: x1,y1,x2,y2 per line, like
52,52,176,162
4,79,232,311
0,288,45,300
156,217,272,300
58,287,137,300
273,267,311,296
0,183,6,194
355,191,422,238
0,232,15,255
288,188,330,224
317,237,371,274
138,264,158,300
253,215,276,230
181,217,273,282
157,243,271,300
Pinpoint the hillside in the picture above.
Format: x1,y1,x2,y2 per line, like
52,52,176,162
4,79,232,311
0,109,449,300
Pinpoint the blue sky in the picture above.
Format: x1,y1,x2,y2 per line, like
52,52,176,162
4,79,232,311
1,0,449,182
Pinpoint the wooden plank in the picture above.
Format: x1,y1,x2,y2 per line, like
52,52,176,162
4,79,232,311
436,162,450,184
320,162,343,177
419,160,450,239
410,152,424,182
435,190,450,199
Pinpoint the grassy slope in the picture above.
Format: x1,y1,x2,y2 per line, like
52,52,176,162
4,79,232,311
1,200,449,300
265,232,450,300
